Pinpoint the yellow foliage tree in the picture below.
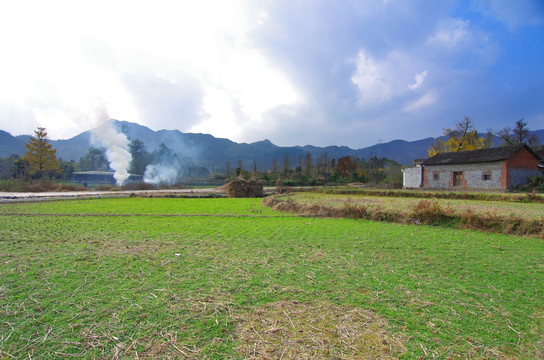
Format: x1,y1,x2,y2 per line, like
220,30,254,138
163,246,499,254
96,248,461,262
427,117,486,157
22,127,62,177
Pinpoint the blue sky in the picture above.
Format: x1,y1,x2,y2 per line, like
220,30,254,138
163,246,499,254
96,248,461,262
0,0,543,148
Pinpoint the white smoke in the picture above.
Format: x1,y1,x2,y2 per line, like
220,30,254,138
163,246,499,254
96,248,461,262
144,163,179,185
91,106,132,186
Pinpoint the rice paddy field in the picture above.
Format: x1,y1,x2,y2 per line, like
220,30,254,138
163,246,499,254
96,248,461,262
1,196,543,359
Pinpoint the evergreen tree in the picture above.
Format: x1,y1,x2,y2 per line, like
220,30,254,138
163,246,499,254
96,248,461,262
78,146,108,171
22,127,61,177
129,139,151,175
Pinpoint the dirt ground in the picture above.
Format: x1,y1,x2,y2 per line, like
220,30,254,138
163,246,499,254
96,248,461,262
0,188,225,202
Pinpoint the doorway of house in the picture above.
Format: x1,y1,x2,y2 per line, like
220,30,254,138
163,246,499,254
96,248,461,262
453,171,463,187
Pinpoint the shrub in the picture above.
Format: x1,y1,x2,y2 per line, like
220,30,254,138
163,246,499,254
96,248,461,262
408,199,451,224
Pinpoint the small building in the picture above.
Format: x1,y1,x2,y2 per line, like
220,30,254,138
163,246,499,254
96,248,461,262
402,159,425,188
73,171,143,186
403,145,542,190
73,171,116,185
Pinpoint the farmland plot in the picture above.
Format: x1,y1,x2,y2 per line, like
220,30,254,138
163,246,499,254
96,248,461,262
1,198,543,359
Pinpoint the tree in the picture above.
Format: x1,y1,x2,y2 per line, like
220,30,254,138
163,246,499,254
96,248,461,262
482,129,495,149
0,154,20,179
59,159,77,179
282,154,290,176
496,119,539,147
271,158,278,175
252,160,258,177
304,151,313,177
427,117,485,157
335,156,357,179
22,127,61,177
317,153,330,177
225,160,232,177
12,157,29,179
129,139,151,175
79,146,108,171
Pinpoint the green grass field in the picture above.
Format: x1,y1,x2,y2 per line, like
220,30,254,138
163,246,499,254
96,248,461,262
1,197,543,359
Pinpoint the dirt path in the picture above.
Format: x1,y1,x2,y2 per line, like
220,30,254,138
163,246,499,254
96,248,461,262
0,188,226,202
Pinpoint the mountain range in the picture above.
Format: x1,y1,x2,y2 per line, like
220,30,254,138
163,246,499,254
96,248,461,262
1,121,543,170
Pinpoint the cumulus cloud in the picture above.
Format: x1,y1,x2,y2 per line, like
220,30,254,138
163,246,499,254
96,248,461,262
351,51,393,105
408,71,428,90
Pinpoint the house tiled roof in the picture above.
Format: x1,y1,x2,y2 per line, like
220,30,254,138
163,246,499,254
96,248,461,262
535,149,544,161
422,144,538,166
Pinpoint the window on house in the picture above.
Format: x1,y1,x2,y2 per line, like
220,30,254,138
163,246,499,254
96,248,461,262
482,171,491,181
433,173,439,181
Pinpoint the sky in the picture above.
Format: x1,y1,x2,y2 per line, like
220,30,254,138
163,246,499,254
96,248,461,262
0,0,543,149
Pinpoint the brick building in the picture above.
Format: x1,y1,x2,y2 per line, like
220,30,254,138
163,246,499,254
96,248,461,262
403,145,542,190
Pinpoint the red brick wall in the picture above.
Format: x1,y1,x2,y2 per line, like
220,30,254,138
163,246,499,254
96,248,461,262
506,147,539,169
502,147,539,189
501,162,508,189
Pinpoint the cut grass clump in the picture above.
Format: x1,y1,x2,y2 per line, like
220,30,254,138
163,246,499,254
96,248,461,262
236,300,405,359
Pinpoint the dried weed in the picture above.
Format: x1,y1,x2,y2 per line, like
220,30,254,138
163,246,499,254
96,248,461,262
236,300,405,359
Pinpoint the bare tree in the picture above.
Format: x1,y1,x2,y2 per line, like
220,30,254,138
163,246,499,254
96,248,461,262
226,160,231,177
482,129,495,149
282,154,290,176
497,119,539,147
271,158,278,175
252,160,258,177
304,151,313,177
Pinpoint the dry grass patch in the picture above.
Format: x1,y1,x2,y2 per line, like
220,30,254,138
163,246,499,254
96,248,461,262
265,195,544,237
93,239,177,256
236,300,405,359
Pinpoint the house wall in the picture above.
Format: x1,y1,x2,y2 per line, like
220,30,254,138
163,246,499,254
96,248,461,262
503,147,541,188
402,165,422,188
423,161,504,189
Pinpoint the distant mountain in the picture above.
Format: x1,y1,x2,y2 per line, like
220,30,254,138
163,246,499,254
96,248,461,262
0,130,26,157
1,121,543,169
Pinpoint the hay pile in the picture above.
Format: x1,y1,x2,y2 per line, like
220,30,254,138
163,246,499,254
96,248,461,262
226,177,263,198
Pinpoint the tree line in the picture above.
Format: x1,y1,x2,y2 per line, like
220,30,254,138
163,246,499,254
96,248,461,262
0,127,403,187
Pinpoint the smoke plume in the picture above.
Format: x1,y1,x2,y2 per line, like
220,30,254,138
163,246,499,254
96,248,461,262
143,163,180,185
91,106,132,186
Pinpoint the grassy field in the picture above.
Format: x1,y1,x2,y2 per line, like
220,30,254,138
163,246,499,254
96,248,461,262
1,197,543,359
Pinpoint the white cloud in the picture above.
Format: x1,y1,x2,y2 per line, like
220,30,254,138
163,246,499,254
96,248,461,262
351,51,393,105
403,91,438,112
408,70,428,90
351,50,432,108
428,18,471,47
0,0,300,140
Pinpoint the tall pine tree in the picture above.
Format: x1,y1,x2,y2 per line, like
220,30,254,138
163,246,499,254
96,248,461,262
23,127,61,177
